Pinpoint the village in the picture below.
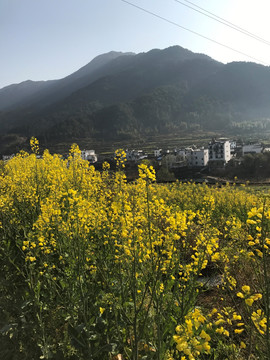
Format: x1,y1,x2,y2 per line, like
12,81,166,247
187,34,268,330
2,138,270,182
77,139,268,166
78,138,270,182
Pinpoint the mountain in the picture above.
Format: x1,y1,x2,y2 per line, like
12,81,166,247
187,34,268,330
1,45,270,153
0,46,221,136
187,61,270,110
0,80,56,111
0,51,134,111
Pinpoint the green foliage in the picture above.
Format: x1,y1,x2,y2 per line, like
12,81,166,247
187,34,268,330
225,152,270,179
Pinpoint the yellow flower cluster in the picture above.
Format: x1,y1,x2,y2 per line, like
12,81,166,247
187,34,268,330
30,136,39,154
246,205,270,259
251,309,267,335
138,163,156,182
114,148,127,169
173,308,211,359
211,307,245,338
237,285,262,307
1,142,270,359
174,306,247,359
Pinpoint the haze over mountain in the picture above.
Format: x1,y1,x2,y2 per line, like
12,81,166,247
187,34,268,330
1,45,270,153
0,51,134,111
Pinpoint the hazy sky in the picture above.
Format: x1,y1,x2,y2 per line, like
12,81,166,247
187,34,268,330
1,0,270,89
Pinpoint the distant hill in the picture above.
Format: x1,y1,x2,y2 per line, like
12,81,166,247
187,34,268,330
1,45,270,153
0,51,134,111
0,80,56,111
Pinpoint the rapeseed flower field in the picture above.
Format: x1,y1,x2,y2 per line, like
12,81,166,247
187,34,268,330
1,139,270,359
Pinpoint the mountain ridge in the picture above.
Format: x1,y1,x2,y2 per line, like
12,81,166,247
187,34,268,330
1,45,270,153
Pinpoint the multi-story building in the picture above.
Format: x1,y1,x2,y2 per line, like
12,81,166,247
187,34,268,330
208,139,231,165
175,147,209,167
176,147,193,160
187,148,209,167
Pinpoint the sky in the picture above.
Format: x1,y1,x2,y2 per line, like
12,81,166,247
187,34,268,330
1,0,270,89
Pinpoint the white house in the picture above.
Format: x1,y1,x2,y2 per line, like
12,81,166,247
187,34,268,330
125,149,147,161
187,148,209,167
208,139,231,164
154,149,162,158
175,147,194,160
174,147,208,167
81,150,97,163
242,144,263,155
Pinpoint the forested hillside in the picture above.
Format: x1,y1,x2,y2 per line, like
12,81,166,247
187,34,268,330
1,45,270,153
